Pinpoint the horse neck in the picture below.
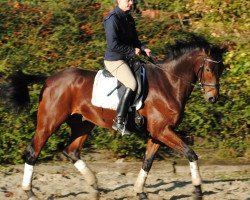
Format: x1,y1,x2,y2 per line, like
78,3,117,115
155,52,198,103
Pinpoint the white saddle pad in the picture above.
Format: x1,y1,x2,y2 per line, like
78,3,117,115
91,70,143,110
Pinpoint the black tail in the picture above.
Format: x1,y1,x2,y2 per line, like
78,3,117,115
0,71,47,107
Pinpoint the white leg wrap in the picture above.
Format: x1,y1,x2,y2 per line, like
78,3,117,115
189,161,202,186
74,160,97,187
22,163,34,190
134,168,148,193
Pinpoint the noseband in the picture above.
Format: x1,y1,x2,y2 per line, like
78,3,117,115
197,58,221,90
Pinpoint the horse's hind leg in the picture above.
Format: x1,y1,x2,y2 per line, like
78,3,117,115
63,115,98,193
22,102,69,199
134,138,160,199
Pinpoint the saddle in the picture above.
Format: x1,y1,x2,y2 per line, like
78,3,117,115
102,57,146,108
91,58,147,130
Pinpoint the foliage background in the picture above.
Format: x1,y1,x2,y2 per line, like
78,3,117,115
0,0,249,164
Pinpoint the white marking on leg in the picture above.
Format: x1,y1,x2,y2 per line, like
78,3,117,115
134,168,148,193
74,160,97,188
22,163,34,190
189,161,202,186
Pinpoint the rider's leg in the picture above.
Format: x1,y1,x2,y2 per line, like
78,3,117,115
104,60,136,134
112,87,134,133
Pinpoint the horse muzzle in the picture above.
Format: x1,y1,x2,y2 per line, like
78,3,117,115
207,95,218,103
204,92,219,104
201,82,220,104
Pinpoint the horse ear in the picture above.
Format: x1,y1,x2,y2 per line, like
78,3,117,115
220,41,236,53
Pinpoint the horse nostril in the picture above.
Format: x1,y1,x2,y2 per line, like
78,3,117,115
208,97,216,103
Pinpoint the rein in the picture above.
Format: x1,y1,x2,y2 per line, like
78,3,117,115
139,55,221,90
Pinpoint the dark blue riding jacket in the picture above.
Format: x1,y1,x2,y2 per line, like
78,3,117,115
104,6,145,61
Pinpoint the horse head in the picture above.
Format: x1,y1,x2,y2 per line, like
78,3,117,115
193,42,229,103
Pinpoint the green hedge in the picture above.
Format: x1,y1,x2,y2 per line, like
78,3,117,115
0,0,249,164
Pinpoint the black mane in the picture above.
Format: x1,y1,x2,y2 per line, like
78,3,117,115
165,35,222,60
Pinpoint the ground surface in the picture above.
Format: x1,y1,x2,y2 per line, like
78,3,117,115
0,150,249,200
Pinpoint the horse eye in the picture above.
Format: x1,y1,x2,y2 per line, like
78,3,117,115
206,68,210,72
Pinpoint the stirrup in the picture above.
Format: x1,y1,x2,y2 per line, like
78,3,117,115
112,120,130,136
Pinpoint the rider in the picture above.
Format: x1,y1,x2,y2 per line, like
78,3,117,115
104,0,151,134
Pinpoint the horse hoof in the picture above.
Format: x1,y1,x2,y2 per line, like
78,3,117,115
137,192,148,200
25,190,36,200
193,185,203,200
25,190,37,200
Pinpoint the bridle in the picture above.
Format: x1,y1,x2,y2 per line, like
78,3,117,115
139,55,222,90
196,57,221,90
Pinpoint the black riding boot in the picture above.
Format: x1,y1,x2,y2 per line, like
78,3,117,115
112,88,134,135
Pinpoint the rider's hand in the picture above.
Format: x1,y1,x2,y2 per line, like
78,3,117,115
135,48,141,56
144,48,151,57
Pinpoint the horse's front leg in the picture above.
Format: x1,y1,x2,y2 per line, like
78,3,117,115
155,126,202,200
134,138,160,200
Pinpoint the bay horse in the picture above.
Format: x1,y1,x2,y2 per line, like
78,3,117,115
10,37,227,200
